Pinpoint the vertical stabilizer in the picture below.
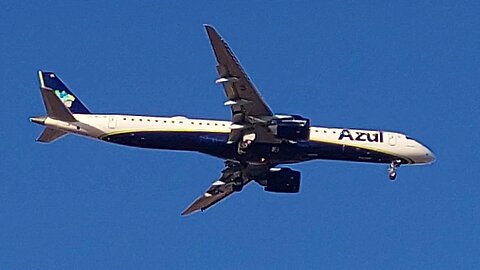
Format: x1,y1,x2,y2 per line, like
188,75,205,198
40,87,77,122
38,71,91,114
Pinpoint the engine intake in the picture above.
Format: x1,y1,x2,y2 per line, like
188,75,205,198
269,115,310,141
258,168,301,193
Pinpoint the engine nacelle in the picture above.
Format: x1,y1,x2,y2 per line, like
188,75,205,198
269,115,310,141
258,168,301,193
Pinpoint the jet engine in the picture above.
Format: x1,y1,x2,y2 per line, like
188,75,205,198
268,115,310,141
257,168,301,193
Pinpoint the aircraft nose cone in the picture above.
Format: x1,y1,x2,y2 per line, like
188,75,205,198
418,142,436,164
425,147,436,164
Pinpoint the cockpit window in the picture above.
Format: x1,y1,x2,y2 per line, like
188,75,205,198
406,136,415,140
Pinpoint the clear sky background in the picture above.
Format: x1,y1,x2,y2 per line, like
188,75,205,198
1,1,479,269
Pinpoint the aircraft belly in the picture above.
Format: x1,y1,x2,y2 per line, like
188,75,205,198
101,131,233,154
259,141,409,164
303,141,410,164
100,131,409,164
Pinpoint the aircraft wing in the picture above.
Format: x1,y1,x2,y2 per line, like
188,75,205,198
181,161,267,215
205,25,277,143
181,179,248,216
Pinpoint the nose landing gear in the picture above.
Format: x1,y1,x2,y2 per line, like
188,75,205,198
388,160,401,181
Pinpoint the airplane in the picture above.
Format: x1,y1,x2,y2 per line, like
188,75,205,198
30,25,435,215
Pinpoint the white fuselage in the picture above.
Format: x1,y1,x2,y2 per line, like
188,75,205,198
40,113,436,165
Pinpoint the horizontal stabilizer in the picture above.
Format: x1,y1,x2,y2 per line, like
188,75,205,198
36,128,67,143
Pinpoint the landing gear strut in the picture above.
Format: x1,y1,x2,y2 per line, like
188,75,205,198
388,160,401,181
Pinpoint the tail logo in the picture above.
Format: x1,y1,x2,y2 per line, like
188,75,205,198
54,90,76,108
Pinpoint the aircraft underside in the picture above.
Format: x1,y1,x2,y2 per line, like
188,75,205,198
101,131,411,165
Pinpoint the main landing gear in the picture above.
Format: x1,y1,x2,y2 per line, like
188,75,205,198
388,160,401,181
238,133,256,155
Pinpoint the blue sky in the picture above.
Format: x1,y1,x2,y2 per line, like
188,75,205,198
1,1,479,269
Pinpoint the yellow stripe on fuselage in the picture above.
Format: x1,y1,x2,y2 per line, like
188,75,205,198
98,127,230,140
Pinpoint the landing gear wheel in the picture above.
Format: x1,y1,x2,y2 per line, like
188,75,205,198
240,141,250,149
237,140,252,155
237,133,257,155
388,171,397,181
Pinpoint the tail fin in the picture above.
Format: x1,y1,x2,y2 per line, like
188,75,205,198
40,86,77,122
38,71,91,114
31,88,73,142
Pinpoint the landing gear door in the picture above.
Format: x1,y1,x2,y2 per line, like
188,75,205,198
108,116,116,129
388,133,397,146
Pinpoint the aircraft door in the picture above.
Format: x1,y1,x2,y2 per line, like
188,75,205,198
388,133,397,146
108,116,116,129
